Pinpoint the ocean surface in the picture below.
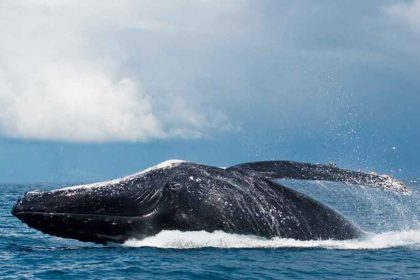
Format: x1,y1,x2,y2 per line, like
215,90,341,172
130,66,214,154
1,181,419,279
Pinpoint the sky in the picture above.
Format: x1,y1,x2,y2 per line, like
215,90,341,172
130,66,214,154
1,0,420,183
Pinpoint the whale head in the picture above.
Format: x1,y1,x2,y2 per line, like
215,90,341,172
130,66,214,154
11,160,187,244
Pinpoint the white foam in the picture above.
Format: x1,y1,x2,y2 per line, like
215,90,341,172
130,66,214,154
58,159,186,191
123,229,420,250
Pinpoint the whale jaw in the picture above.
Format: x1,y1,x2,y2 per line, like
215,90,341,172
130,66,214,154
12,209,147,244
11,189,163,244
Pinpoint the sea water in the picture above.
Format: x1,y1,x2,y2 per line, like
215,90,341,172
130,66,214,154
1,181,419,279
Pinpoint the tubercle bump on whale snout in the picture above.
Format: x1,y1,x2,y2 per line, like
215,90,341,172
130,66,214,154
11,190,44,217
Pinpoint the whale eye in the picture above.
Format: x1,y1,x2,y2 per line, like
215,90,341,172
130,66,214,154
168,183,182,191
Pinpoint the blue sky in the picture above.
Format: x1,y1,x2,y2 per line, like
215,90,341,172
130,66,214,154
1,0,420,182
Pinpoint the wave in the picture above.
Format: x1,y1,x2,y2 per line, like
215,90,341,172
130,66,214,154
123,229,420,250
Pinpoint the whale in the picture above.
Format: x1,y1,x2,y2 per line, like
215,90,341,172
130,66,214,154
12,160,407,244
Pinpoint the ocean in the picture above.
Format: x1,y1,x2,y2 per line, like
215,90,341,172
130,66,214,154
1,181,419,279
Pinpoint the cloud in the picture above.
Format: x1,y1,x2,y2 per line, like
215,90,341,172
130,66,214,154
385,0,420,33
0,0,241,142
2,0,418,145
3,63,165,142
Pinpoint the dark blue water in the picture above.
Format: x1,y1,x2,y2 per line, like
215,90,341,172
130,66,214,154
1,182,419,279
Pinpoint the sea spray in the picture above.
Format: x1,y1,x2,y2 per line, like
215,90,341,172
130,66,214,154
123,229,420,249
277,180,420,232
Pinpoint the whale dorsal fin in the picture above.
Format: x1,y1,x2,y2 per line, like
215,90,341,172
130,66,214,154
227,161,408,193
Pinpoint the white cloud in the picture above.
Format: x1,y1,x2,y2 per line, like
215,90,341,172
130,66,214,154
4,63,165,142
0,0,242,142
385,0,420,32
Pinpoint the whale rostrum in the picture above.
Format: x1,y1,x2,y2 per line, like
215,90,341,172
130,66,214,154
12,160,408,244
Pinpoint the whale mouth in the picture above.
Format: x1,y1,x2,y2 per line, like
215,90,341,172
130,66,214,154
12,208,156,244
11,187,163,244
12,209,158,220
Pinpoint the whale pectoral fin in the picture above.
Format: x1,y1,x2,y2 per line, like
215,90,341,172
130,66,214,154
227,161,408,193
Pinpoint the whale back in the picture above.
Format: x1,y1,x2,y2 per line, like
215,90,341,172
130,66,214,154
157,163,361,240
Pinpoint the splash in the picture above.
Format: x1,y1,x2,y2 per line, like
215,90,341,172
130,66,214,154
123,229,420,250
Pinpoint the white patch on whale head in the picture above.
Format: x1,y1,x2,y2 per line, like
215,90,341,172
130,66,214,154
140,159,187,174
56,159,187,192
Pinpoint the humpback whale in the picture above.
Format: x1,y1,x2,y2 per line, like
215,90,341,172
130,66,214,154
12,160,407,244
